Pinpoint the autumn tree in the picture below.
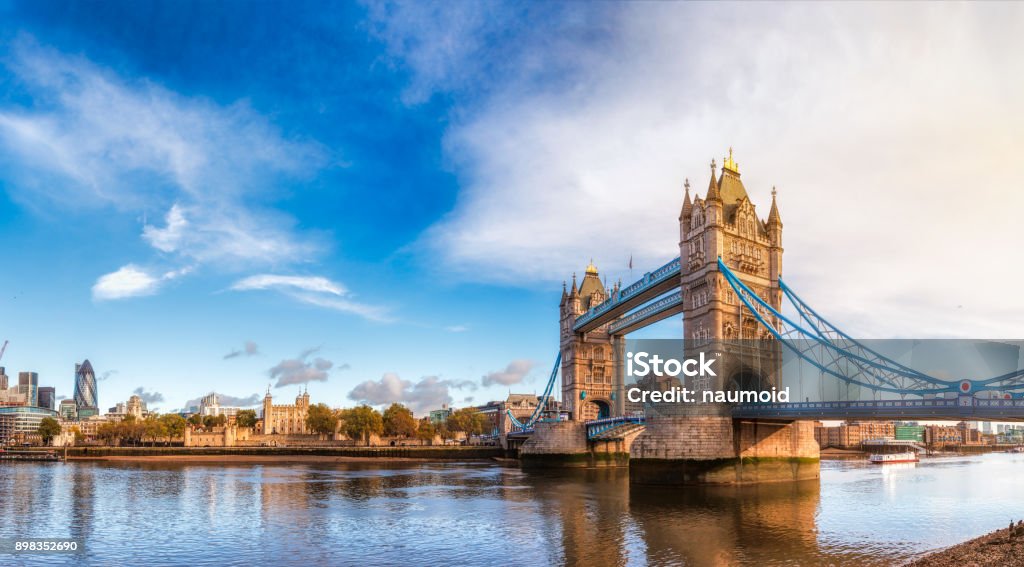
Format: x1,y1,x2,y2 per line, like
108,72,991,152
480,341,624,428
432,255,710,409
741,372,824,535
382,403,417,438
341,405,383,446
306,403,339,436
446,408,491,441
415,418,436,445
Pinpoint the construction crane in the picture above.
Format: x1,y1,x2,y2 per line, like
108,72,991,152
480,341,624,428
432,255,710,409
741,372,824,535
0,340,7,364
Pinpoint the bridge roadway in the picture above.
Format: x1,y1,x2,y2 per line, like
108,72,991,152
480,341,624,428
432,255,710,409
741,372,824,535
573,258,682,334
732,397,1024,421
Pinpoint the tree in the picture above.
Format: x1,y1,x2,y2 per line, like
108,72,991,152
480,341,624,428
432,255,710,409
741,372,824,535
159,414,187,439
341,405,383,446
70,426,84,444
415,418,436,445
97,422,119,446
236,409,258,428
38,417,61,446
382,403,417,438
446,408,490,441
306,403,339,436
187,414,203,427
143,417,168,446
203,414,226,429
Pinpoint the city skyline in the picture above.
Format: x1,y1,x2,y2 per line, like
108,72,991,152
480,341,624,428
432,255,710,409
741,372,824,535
2,2,1024,412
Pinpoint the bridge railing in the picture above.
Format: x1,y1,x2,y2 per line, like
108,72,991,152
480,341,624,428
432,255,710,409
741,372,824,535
585,415,645,440
733,396,1024,419
573,257,680,331
608,291,683,334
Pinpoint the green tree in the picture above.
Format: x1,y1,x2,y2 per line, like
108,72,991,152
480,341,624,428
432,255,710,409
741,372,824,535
70,426,84,444
446,408,490,441
203,414,227,429
341,405,383,446
159,414,187,439
119,415,144,446
143,417,168,446
236,409,258,428
187,413,203,427
415,418,436,445
306,403,339,436
382,403,417,438
38,417,61,445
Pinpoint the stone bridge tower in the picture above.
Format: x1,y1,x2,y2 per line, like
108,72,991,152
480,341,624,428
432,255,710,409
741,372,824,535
630,149,819,485
560,263,619,421
679,149,784,396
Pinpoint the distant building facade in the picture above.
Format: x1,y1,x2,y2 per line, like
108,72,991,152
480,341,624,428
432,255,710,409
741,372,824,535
261,389,311,435
37,387,55,411
18,372,38,407
59,399,78,420
199,393,242,418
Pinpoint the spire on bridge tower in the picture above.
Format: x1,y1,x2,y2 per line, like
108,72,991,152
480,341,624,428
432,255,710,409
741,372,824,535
706,158,722,202
570,273,578,296
680,178,692,221
768,186,782,227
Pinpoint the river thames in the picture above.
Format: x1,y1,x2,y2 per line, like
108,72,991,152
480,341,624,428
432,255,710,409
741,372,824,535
2,454,1023,566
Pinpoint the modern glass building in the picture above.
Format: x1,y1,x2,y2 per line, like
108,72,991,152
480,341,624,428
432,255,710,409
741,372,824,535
38,386,55,410
74,360,98,418
59,399,78,421
18,372,38,407
0,406,60,442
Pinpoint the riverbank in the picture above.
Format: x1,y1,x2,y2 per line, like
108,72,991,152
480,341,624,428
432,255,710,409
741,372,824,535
906,523,1024,566
60,445,504,462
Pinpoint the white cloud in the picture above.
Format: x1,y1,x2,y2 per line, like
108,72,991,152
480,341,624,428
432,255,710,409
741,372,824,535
92,265,160,300
92,264,192,301
230,274,391,322
348,373,476,415
0,38,329,295
231,274,347,296
268,347,336,388
373,3,1024,337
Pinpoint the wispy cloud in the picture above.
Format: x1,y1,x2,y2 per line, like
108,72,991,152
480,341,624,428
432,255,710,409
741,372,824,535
0,37,330,298
132,387,164,405
231,274,391,322
481,359,534,387
223,340,260,360
372,3,1024,337
92,264,192,301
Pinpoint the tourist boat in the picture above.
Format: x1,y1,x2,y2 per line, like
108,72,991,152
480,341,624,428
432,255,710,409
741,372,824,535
868,452,919,464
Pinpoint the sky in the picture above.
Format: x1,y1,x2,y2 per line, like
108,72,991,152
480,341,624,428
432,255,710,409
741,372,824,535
0,1,1022,415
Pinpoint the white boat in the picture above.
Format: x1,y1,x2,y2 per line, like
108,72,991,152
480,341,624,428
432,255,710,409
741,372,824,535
869,452,919,464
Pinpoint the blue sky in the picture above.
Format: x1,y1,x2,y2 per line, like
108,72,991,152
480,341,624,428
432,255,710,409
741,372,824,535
1,2,1023,414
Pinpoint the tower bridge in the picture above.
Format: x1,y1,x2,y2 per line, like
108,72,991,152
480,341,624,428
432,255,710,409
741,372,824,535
515,149,1024,484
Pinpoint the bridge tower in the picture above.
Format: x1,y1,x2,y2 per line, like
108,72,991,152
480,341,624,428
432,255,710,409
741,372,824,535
629,149,819,485
680,149,784,392
560,263,622,421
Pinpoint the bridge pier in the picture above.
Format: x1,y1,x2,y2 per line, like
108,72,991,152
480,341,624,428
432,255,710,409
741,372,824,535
629,416,819,485
519,420,638,468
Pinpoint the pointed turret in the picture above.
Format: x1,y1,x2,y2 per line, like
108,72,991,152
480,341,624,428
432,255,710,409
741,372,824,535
570,273,578,296
767,186,782,226
705,159,721,202
679,178,692,221
560,281,568,305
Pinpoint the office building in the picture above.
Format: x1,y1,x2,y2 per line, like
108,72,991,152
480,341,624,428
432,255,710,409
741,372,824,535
59,399,78,421
37,387,55,411
74,360,99,418
18,372,38,407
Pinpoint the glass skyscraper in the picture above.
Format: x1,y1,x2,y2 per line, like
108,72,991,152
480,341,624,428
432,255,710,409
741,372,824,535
18,372,38,407
74,360,98,418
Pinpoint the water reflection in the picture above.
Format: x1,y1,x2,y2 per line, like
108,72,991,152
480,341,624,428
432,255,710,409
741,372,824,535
1,454,1023,566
